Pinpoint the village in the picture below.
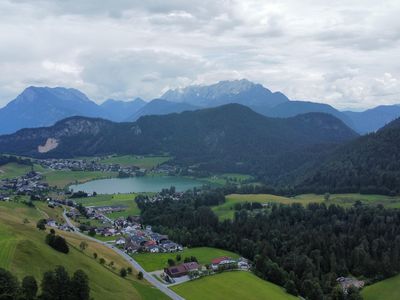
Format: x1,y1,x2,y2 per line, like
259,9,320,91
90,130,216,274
0,170,48,196
43,195,252,286
34,158,147,177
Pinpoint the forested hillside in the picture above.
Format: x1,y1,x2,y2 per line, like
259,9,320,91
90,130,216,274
297,118,400,195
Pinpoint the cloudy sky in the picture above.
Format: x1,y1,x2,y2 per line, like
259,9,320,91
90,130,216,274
0,0,399,110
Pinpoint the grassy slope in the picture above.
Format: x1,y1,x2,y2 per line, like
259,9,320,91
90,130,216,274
0,202,168,300
100,155,171,169
0,163,32,179
362,275,400,300
215,193,400,220
73,193,140,219
133,247,239,272
172,271,296,300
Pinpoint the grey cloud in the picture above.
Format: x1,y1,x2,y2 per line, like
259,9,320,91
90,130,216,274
0,0,400,110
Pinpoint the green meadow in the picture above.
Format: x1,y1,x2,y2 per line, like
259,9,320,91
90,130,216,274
42,170,118,189
214,193,400,220
0,201,168,300
362,275,400,300
171,271,297,300
99,155,171,169
73,193,141,219
133,247,239,272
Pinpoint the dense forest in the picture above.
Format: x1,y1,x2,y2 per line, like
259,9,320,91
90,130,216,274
296,118,400,195
137,190,400,300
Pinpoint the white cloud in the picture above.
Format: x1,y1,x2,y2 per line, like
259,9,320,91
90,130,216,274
0,0,399,109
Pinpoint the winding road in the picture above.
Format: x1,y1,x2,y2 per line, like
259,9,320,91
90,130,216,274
62,210,185,300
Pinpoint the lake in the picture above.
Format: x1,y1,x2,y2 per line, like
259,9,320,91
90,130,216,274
69,176,205,194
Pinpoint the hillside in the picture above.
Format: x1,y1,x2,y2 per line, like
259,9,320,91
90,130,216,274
297,118,400,194
0,202,166,300
0,104,358,181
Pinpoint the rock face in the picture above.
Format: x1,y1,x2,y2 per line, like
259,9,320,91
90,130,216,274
162,79,289,108
38,138,59,153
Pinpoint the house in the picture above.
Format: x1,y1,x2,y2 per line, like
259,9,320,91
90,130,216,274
46,219,57,227
211,256,236,270
164,262,200,278
147,245,160,253
115,237,126,246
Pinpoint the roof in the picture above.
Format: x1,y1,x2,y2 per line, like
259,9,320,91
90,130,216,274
183,262,199,271
211,256,231,265
166,264,187,275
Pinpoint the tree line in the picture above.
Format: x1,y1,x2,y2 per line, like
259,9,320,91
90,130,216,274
0,266,90,300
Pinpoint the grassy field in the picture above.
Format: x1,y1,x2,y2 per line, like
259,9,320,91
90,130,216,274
133,247,239,272
172,271,297,300
0,163,47,179
200,173,254,186
215,193,400,220
0,201,168,300
42,170,118,189
73,193,140,219
362,275,400,300
100,155,171,169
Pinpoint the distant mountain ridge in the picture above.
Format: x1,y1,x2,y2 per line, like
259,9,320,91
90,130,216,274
0,86,105,135
100,98,146,121
343,105,400,134
162,79,289,108
0,80,399,135
127,99,198,121
0,104,358,181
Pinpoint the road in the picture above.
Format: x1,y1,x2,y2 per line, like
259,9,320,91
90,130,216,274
62,210,185,300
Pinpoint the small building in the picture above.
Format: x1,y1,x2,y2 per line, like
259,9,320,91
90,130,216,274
164,262,200,278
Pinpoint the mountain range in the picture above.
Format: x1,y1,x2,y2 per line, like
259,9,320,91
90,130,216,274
0,104,357,181
0,79,399,135
1,100,400,194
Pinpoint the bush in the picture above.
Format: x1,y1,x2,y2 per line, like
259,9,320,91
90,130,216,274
120,268,127,278
36,219,47,230
137,271,143,280
45,233,69,254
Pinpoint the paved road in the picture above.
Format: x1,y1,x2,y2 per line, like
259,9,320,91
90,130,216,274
62,210,185,300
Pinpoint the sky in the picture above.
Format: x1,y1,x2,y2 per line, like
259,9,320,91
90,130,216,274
0,0,399,110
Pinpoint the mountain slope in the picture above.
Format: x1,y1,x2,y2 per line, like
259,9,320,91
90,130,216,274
298,117,400,194
0,104,358,180
127,99,198,121
101,98,146,121
162,79,288,108
343,105,400,134
0,87,106,135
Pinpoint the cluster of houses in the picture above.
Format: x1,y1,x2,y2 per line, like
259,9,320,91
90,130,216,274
34,158,146,177
0,171,48,195
46,218,74,232
113,221,183,254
